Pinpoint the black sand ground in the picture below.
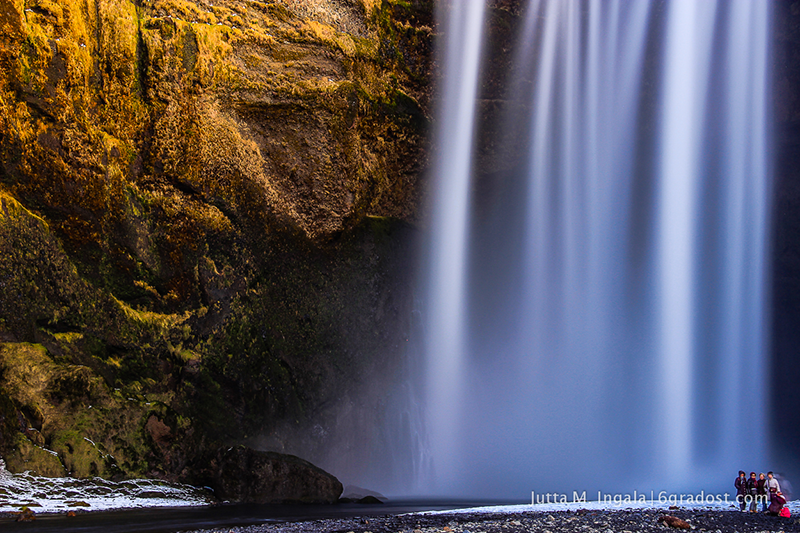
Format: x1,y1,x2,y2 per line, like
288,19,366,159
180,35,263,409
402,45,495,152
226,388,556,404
182,508,800,533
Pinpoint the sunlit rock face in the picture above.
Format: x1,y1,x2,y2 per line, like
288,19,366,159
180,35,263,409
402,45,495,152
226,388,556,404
422,0,771,499
0,0,433,490
1,0,430,245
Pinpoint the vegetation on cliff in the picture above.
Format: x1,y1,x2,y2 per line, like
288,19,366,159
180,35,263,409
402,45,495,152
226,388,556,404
0,0,431,484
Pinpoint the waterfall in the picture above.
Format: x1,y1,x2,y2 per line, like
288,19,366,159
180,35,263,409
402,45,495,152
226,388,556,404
422,0,771,498
423,0,487,492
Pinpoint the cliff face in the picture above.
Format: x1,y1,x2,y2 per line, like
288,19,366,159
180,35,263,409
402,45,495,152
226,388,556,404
771,0,800,474
0,0,432,485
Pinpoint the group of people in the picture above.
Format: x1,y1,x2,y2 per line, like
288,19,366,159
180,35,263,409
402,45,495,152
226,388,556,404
735,470,787,515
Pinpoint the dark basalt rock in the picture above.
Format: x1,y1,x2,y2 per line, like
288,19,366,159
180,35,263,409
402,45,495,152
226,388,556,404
355,495,384,504
210,446,342,504
340,484,388,504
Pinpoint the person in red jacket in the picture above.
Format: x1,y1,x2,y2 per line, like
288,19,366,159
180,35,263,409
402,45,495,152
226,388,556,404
767,491,787,516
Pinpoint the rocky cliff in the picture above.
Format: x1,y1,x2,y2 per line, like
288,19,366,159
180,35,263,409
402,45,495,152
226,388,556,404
0,0,433,487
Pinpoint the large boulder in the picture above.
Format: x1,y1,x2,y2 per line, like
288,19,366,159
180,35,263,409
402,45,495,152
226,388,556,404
210,446,342,504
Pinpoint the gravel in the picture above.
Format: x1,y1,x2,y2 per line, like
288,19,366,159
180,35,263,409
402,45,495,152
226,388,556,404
181,508,800,533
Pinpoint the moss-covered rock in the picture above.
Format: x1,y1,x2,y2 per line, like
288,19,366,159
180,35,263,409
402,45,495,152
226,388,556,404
4,432,67,477
0,341,174,478
0,0,431,485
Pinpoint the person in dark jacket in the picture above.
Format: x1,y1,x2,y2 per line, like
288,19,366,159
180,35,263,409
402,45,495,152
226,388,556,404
767,491,787,515
735,470,747,511
757,473,768,512
747,472,759,512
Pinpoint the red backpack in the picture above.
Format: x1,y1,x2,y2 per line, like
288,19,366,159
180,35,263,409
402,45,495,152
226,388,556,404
779,507,791,518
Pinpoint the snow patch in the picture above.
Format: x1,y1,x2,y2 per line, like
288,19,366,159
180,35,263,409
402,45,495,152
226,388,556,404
0,460,211,514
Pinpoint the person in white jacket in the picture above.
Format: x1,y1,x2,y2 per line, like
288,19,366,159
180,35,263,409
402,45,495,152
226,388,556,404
767,471,781,504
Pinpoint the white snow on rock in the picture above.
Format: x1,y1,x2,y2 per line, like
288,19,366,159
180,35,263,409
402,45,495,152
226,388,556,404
0,458,212,514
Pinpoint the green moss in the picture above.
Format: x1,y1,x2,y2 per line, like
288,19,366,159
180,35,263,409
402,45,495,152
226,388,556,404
50,429,107,477
0,338,175,478
4,433,67,477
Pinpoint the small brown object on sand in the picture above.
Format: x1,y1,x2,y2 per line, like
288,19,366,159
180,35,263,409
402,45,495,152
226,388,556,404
658,514,692,529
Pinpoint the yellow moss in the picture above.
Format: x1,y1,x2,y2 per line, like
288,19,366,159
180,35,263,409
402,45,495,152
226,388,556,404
10,0,148,159
0,0,25,42
31,0,65,24
58,0,89,41
52,332,84,344
304,19,356,57
133,280,161,299
335,33,356,56
19,20,52,75
194,22,235,70
178,349,197,362
1,339,171,478
359,0,381,17
238,24,271,46
21,0,95,59
98,0,139,66
114,296,191,336
0,343,54,407
0,191,49,229
209,4,230,19
306,19,334,41
151,0,202,21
